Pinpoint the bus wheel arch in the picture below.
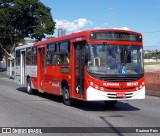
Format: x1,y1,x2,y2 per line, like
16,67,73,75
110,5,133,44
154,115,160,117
61,80,72,106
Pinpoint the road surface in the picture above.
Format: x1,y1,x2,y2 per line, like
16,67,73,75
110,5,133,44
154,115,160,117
0,71,159,136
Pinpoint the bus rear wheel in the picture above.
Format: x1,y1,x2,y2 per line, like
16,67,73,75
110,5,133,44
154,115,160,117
104,100,117,107
27,78,33,94
62,85,72,106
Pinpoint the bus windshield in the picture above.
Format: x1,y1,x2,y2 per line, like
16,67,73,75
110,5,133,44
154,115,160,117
87,44,144,75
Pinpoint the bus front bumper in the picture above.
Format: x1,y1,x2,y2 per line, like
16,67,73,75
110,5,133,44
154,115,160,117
86,86,145,101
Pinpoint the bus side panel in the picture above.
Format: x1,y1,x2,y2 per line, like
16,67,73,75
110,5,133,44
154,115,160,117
56,66,71,95
15,65,21,84
43,66,61,95
25,65,38,89
44,80,61,95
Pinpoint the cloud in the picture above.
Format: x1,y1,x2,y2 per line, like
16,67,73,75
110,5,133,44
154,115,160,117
55,18,130,33
94,27,106,29
55,18,93,32
93,26,130,30
113,27,130,30
120,27,130,30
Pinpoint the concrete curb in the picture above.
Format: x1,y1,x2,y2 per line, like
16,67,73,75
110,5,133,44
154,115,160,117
146,89,160,97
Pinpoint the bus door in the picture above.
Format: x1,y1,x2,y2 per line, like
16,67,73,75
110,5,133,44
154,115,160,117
37,46,46,91
11,58,15,78
20,50,25,85
71,40,86,98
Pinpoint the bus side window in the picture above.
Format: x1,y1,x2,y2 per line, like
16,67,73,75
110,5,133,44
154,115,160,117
58,41,70,65
26,48,32,65
16,50,20,66
32,47,37,65
46,43,56,65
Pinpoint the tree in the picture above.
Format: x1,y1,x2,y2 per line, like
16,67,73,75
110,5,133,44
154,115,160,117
0,0,56,56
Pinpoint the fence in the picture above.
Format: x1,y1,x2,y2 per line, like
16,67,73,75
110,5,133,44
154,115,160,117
144,64,160,97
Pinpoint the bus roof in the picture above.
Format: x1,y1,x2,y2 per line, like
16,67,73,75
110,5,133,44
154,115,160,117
15,44,33,50
8,56,15,59
34,29,142,46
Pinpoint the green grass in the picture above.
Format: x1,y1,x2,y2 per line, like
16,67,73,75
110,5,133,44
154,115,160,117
144,62,160,65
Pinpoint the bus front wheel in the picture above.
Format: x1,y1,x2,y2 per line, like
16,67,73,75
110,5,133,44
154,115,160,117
62,85,72,106
27,78,33,94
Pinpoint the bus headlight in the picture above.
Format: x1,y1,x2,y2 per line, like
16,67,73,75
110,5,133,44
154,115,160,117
140,85,142,89
95,85,99,89
90,82,94,86
100,87,104,91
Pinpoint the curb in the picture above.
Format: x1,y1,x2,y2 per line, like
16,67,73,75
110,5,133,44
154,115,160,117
146,89,160,97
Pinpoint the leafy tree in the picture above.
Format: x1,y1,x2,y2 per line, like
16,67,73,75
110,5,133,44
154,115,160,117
0,0,56,56
144,52,160,59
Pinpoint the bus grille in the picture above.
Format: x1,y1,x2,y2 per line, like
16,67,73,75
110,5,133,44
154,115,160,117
99,76,141,82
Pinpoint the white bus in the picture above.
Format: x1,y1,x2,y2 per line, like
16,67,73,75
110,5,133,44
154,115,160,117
14,44,36,86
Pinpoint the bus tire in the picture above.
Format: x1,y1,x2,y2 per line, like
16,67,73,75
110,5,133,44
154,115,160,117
62,85,72,106
27,78,33,94
104,100,117,107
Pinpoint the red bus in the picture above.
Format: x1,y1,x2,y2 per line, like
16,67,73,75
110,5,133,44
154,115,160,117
23,29,145,106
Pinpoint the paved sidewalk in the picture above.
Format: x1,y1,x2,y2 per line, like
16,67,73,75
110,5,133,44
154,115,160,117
0,69,8,78
144,64,160,72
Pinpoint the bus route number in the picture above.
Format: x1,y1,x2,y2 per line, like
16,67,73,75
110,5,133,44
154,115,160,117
127,82,138,86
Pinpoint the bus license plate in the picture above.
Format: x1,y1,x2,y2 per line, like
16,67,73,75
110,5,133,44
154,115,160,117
116,93,126,98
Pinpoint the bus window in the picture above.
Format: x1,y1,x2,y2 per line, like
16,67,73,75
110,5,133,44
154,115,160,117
32,47,37,65
46,43,56,65
16,50,20,66
26,47,37,65
57,41,70,65
26,48,32,65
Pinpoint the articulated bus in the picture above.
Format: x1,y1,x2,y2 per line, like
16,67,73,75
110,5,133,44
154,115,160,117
15,29,145,106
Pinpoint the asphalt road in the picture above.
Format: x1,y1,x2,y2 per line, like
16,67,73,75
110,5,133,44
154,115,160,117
0,71,160,136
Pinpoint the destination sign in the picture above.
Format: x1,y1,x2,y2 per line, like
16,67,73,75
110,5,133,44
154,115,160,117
90,32,142,42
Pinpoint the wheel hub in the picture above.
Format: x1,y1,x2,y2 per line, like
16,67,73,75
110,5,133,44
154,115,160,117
64,89,69,100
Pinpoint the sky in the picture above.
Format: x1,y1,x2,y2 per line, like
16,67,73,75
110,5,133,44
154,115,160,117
40,0,160,50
